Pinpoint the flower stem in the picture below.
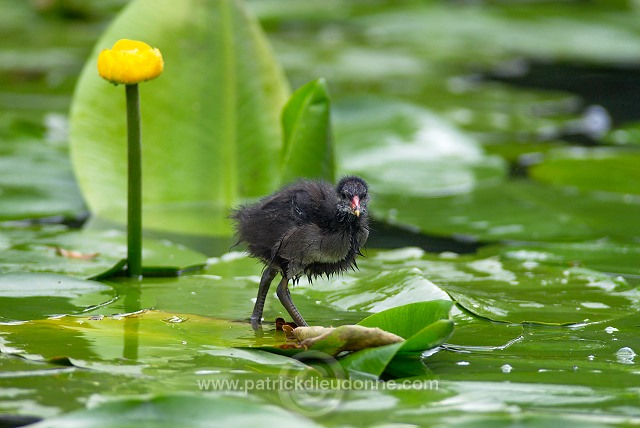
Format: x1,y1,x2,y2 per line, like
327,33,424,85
125,83,142,278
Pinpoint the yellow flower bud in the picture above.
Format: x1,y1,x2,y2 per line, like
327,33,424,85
97,39,164,85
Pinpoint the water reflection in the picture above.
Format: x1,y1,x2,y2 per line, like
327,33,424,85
122,284,141,360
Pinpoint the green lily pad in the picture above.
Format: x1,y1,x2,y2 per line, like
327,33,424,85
0,139,85,221
498,240,640,277
347,248,640,325
332,97,640,244
0,310,259,363
358,300,454,339
333,97,507,198
436,253,640,325
338,342,405,379
0,226,207,278
28,394,321,428
372,179,640,242
0,273,112,322
604,121,640,146
530,147,640,195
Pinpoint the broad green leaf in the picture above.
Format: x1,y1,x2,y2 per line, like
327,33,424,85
358,300,454,339
0,139,85,221
427,313,640,386
29,395,320,428
604,121,640,146
339,318,454,378
1,310,265,362
0,226,207,278
372,180,640,243
298,268,452,317
0,273,113,322
2,248,640,424
498,240,640,276
347,248,640,325
530,147,640,195
355,3,640,65
280,78,334,184
399,319,454,354
424,255,638,325
69,0,289,237
333,96,636,245
339,342,404,379
333,97,507,198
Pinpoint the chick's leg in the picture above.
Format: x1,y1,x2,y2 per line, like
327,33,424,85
251,266,277,329
276,276,308,327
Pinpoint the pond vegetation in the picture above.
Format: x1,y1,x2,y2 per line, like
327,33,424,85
1,0,640,426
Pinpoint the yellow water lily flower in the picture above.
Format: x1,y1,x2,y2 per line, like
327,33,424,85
97,39,164,85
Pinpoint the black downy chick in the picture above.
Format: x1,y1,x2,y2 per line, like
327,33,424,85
232,176,370,328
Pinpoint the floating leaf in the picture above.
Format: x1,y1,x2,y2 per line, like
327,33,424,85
333,97,507,198
395,250,640,325
530,147,640,195
0,273,113,322
0,226,207,279
0,139,85,221
372,179,640,242
498,240,640,277
28,395,321,428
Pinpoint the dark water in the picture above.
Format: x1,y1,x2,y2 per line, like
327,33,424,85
492,62,640,127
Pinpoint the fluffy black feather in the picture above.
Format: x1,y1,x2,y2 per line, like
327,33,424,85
232,176,369,327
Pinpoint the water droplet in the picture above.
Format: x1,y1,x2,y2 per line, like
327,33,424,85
439,251,459,259
581,302,609,309
500,364,512,373
616,347,636,365
588,355,595,361
605,326,618,334
456,361,470,366
163,316,188,323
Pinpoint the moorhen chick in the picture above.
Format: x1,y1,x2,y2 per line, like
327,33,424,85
232,176,370,328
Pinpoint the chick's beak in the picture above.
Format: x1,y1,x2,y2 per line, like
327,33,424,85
351,195,361,217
